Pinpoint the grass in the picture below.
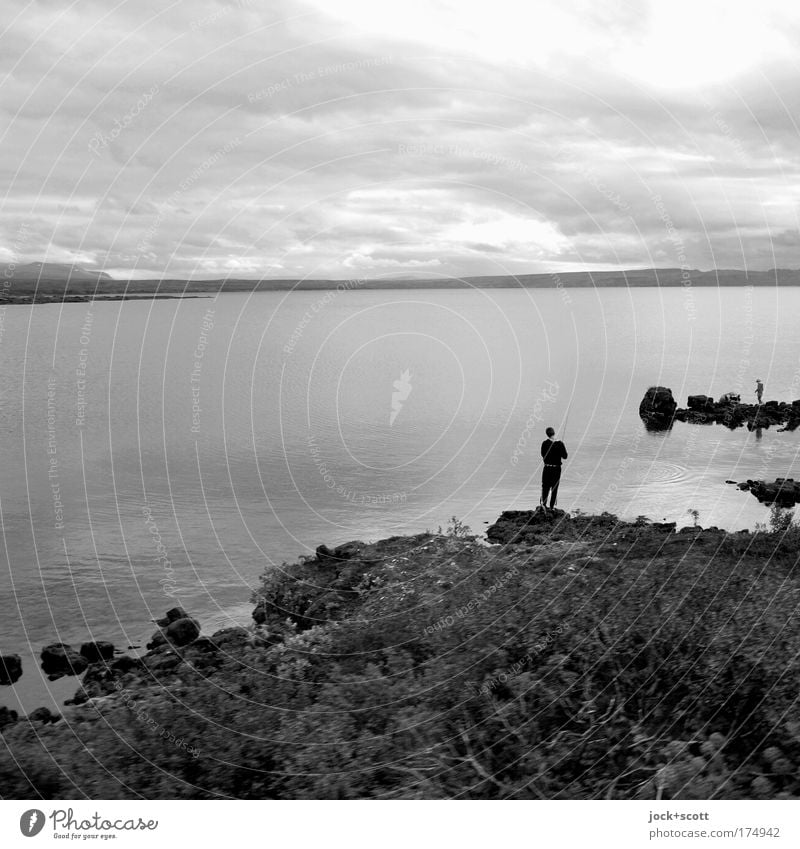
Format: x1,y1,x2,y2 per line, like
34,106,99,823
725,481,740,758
2,512,800,799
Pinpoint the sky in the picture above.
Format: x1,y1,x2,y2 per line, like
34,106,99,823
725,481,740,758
1,0,799,279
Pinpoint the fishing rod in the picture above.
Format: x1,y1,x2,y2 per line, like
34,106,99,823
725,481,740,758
562,400,572,441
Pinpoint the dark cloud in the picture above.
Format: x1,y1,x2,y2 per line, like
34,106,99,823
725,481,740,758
0,0,798,277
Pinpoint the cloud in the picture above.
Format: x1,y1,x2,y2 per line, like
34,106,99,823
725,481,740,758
0,0,798,277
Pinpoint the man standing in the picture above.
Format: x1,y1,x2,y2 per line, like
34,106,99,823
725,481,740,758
756,379,764,404
540,426,568,511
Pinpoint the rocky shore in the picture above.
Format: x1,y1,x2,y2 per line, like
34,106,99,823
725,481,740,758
3,508,800,799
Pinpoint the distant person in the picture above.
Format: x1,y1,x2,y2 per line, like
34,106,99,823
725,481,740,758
756,379,764,404
540,426,568,511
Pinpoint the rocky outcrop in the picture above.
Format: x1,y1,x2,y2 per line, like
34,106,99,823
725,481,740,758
734,478,800,507
485,508,571,545
41,643,89,679
0,653,22,685
654,388,800,431
485,508,679,546
639,386,677,430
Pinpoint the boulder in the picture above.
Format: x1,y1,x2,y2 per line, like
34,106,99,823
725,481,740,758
26,706,59,724
40,643,89,678
687,394,713,411
639,386,677,429
0,706,18,730
155,607,189,627
146,630,167,651
0,653,22,685
165,617,200,647
79,641,115,663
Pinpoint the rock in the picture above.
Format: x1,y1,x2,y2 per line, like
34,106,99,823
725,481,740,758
675,393,800,432
639,387,677,430
315,543,335,561
26,706,59,724
315,541,365,563
334,541,365,560
146,630,167,651
486,508,570,545
0,653,22,685
165,617,200,647
144,652,182,673
210,627,250,649
80,641,115,663
111,655,141,674
688,394,714,410
734,478,800,507
252,600,268,625
185,636,217,653
0,706,18,730
155,607,189,627
40,643,89,678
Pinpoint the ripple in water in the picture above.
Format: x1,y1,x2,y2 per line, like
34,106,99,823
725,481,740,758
622,460,690,487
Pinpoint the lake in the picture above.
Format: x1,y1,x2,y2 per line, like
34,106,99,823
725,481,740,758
2,285,799,711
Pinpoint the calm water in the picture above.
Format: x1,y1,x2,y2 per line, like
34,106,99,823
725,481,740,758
2,286,799,710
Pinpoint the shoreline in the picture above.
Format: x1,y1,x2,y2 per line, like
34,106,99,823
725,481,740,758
0,294,211,306
3,506,800,799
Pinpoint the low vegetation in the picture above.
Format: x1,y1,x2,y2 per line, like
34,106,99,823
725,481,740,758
2,510,800,799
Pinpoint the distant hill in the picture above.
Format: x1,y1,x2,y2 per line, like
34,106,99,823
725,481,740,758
2,264,800,303
0,262,113,283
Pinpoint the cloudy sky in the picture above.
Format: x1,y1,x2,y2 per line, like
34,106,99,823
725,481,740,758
1,0,799,279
